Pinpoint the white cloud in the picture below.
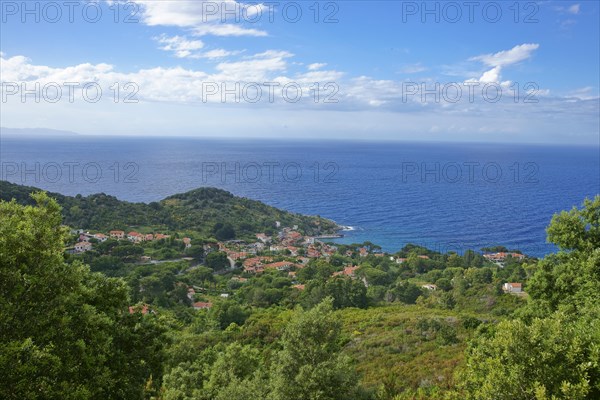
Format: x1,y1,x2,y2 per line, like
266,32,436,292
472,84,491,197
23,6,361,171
308,63,327,71
155,35,204,58
554,3,580,15
568,4,580,15
214,51,293,81
2,51,597,144
567,87,599,100
478,66,502,83
199,49,244,59
468,44,539,83
131,0,268,37
154,35,241,59
398,63,427,74
470,43,540,68
192,24,267,37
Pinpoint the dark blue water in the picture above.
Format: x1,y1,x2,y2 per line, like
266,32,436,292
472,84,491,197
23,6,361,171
1,136,598,257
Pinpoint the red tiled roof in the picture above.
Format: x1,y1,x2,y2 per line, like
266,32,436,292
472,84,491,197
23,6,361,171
128,304,149,315
193,302,213,309
333,265,359,277
264,261,294,269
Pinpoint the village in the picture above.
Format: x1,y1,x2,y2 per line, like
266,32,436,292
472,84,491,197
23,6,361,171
67,219,530,313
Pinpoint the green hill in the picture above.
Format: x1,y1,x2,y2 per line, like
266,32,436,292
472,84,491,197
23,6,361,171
0,180,337,239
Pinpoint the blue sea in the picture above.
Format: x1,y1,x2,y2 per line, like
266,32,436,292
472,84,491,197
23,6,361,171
1,136,598,257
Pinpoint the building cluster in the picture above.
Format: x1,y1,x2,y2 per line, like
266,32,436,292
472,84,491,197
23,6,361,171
69,228,190,253
483,252,526,262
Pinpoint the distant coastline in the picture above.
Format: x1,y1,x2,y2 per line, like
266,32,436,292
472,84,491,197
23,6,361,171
1,127,79,138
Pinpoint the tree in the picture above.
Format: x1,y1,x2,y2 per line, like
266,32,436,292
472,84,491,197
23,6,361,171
324,277,368,309
447,253,463,268
213,223,236,241
459,316,599,399
435,277,452,291
459,197,600,399
205,251,229,271
210,301,250,329
0,193,165,399
185,244,205,261
268,298,363,400
526,196,600,317
186,266,215,286
387,281,423,304
546,196,600,252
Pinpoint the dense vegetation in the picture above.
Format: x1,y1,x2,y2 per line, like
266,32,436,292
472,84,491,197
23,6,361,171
0,180,336,239
1,183,598,399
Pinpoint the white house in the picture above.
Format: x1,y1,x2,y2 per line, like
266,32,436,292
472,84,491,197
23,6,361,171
93,233,108,242
127,232,143,243
74,241,93,253
503,282,523,293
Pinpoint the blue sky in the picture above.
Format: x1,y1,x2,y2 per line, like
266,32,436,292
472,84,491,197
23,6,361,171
1,0,599,144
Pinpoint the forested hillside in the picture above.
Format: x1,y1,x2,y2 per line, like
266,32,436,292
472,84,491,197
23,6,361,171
0,180,336,238
0,185,598,399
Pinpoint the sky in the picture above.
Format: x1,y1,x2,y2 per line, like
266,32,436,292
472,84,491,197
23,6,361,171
0,0,599,144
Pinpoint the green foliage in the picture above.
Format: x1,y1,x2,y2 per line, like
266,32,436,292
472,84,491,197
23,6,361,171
209,301,250,329
268,298,364,400
213,222,236,241
3,184,597,400
459,196,600,399
301,277,368,309
0,180,337,239
546,196,600,252
0,193,166,399
459,316,599,399
386,281,423,304
205,251,230,271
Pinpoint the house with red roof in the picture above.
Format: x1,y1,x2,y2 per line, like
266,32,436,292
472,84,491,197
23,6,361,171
256,233,271,243
93,233,107,242
333,265,359,278
263,261,297,271
127,231,143,243
110,230,125,239
128,304,150,315
193,302,213,310
502,282,523,293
